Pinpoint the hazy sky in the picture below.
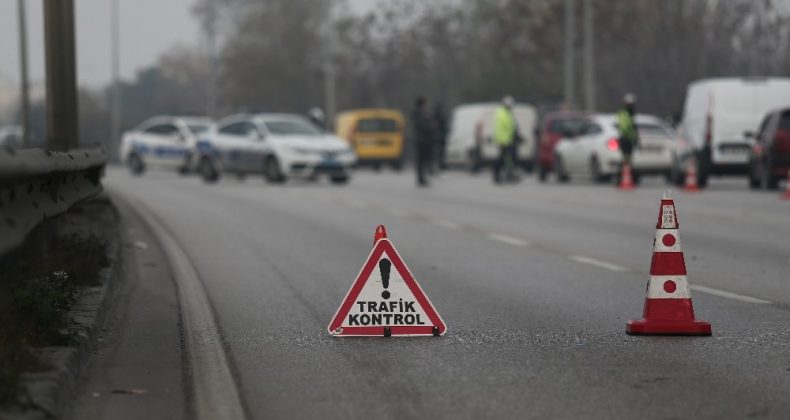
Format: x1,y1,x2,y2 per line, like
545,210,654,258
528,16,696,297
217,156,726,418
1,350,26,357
0,0,203,88
0,0,376,90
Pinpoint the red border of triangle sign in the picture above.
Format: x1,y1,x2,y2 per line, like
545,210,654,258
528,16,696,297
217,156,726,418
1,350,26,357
328,225,447,337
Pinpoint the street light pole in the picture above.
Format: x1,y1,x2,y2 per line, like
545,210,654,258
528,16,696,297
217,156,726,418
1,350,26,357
110,0,121,161
563,0,576,110
583,0,596,112
17,0,31,146
44,0,79,151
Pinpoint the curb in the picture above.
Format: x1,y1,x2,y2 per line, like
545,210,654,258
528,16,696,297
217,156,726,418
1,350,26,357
0,201,122,420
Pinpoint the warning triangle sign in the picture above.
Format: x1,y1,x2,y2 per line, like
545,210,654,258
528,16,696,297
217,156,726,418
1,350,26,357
328,226,447,337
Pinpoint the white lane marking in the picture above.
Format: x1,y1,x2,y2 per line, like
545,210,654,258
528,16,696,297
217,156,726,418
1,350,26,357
384,208,410,217
691,285,772,304
570,255,628,272
118,194,247,420
431,219,461,230
487,233,530,247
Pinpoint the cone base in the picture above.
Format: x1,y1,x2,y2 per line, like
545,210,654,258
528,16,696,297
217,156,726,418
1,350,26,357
781,193,790,201
619,185,635,191
626,318,711,336
683,187,700,193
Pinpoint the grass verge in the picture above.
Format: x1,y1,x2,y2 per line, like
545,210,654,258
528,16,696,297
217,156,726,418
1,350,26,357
0,230,109,406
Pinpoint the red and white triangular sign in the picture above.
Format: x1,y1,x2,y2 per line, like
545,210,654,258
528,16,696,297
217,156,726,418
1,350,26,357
328,226,447,337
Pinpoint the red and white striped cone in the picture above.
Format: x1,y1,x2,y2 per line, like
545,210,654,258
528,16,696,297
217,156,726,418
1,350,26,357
781,168,790,201
683,159,700,193
619,163,635,190
626,190,711,335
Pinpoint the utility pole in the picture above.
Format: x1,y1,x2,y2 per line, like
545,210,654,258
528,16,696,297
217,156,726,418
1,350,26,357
17,0,31,146
110,0,121,161
44,0,79,150
563,0,576,110
205,1,218,118
582,0,596,112
323,60,337,130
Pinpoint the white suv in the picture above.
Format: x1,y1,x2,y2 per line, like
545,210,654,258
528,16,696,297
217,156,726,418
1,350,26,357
119,116,213,175
197,113,356,184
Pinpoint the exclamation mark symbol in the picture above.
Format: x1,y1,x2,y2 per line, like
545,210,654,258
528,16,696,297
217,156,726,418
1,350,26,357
379,258,391,299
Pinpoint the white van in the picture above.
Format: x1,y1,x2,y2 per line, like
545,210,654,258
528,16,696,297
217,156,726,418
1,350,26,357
445,103,537,172
676,77,790,186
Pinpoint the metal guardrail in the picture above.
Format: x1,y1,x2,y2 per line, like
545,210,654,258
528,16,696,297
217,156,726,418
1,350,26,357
0,147,106,255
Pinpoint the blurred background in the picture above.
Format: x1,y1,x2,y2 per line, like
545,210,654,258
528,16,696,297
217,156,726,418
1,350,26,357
2,0,790,153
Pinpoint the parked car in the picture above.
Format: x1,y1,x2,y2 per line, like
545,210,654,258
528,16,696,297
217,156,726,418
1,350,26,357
675,77,790,187
197,113,356,184
0,126,23,148
445,102,538,172
119,116,213,175
747,108,790,190
335,109,404,170
536,111,589,182
554,114,677,184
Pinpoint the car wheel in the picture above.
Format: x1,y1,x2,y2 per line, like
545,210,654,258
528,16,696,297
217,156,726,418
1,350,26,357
330,174,350,185
264,155,286,184
748,162,761,190
128,153,145,176
762,163,779,190
555,155,570,183
391,160,403,171
199,157,219,183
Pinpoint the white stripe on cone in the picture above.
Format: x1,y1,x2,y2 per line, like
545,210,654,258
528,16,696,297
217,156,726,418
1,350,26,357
653,229,683,252
647,275,691,299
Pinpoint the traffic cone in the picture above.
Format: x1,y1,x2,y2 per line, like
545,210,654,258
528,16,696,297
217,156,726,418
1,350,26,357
619,163,635,190
626,190,711,336
683,158,700,193
782,169,790,201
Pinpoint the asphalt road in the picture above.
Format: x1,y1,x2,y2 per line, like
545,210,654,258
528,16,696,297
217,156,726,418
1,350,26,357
104,167,790,419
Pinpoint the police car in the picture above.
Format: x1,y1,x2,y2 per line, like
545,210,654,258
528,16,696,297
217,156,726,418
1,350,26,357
119,116,214,175
197,113,356,184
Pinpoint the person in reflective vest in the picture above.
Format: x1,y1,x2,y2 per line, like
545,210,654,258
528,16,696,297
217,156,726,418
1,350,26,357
493,95,518,183
617,93,640,166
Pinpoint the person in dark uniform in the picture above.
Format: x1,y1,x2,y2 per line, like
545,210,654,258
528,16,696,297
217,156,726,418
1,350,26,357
412,97,434,187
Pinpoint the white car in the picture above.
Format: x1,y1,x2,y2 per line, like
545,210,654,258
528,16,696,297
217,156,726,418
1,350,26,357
196,113,356,184
119,116,213,175
0,126,23,148
554,114,677,184
675,77,790,187
445,102,538,172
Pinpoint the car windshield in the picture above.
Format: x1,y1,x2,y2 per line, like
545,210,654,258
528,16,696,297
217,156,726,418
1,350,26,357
187,124,211,135
358,118,398,133
549,118,588,135
264,119,322,136
637,123,673,137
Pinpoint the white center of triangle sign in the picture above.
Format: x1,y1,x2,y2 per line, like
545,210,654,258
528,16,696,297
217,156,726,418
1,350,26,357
328,225,447,337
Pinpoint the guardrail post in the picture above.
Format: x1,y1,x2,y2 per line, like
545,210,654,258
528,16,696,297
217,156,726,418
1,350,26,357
43,0,79,151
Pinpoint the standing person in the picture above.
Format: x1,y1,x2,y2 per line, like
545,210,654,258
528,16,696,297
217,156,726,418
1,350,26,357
412,96,434,187
616,93,640,169
492,95,518,184
433,102,448,170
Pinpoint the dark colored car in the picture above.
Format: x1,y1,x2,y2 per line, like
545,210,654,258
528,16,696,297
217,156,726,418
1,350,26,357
748,108,790,190
536,112,590,181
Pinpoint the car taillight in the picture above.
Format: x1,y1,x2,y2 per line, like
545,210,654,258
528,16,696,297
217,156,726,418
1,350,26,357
704,114,712,145
607,138,619,151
